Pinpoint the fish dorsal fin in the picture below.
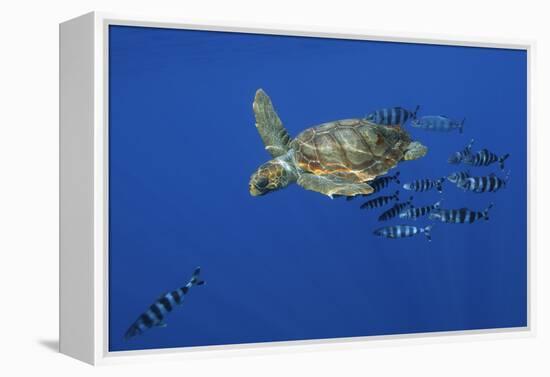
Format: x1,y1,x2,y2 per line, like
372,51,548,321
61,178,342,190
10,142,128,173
253,89,292,158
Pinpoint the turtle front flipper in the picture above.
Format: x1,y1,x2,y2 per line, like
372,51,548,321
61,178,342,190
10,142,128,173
297,173,374,198
253,89,292,158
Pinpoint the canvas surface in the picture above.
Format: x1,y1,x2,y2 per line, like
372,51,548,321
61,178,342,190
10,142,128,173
108,25,527,352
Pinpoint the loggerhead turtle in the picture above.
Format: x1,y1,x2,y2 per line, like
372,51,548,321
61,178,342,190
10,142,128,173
249,89,427,198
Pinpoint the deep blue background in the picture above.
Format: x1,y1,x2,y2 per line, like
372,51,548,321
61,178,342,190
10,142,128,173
108,25,527,352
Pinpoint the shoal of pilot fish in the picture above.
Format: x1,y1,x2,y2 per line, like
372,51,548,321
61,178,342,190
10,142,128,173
348,105,511,241
124,267,205,340
447,140,511,193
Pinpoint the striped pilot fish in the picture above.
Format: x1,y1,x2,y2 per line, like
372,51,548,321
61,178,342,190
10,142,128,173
374,225,432,242
463,148,510,170
448,139,475,164
365,106,420,127
403,177,445,194
378,196,413,221
411,115,465,134
370,171,401,193
399,200,442,220
447,170,471,185
457,172,509,193
428,203,493,224
360,190,399,210
124,267,205,340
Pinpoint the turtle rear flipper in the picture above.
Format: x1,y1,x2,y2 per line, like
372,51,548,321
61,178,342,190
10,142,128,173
253,89,292,158
404,141,428,161
297,173,374,199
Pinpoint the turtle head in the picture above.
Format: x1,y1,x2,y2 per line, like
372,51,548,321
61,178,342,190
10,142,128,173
249,159,294,196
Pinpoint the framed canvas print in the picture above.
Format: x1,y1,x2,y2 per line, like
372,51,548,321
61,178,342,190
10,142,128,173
59,12,533,365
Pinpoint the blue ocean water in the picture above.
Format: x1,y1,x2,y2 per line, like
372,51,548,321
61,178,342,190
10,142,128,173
108,25,527,352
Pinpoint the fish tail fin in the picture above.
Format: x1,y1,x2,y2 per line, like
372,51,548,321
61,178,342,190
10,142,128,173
499,153,510,170
412,105,420,119
190,267,205,286
394,171,400,184
422,225,432,242
459,118,465,134
436,177,445,193
483,203,494,220
503,170,511,188
393,190,400,201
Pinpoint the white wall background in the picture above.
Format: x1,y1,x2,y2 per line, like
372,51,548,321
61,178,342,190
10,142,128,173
0,0,548,375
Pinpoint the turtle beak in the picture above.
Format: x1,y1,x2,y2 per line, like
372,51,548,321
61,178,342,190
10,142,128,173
249,184,262,196
249,172,270,196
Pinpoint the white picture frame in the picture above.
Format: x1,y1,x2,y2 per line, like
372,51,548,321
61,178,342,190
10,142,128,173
59,11,535,365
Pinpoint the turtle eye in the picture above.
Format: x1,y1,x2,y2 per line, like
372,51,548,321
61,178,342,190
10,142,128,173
255,176,269,189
